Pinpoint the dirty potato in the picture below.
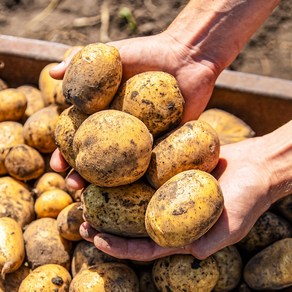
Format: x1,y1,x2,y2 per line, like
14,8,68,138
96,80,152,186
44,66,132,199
63,43,122,114
23,105,60,153
19,264,71,292
2,264,30,292
4,144,45,181
244,238,292,290
82,180,155,237
145,169,224,247
73,110,153,187
0,88,27,122
152,254,219,292
55,105,89,168
110,71,184,137
146,120,220,189
273,194,292,223
0,176,34,229
0,217,25,279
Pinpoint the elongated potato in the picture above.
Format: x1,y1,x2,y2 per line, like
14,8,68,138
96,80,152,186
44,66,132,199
0,176,34,229
4,144,45,181
0,121,24,175
73,110,153,187
69,262,139,292
23,105,60,153
19,264,71,292
81,180,155,237
63,43,122,114
0,217,25,279
55,105,89,168
110,71,184,137
0,88,27,122
244,238,292,290
152,254,219,292
146,120,220,189
145,169,224,247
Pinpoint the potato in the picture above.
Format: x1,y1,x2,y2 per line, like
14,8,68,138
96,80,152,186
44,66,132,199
0,88,27,122
145,169,224,247
55,105,89,168
0,176,34,229
152,254,219,292
34,189,73,219
213,245,242,292
237,211,292,252
23,217,73,270
0,78,8,91
0,217,25,278
73,110,153,187
146,120,220,189
57,202,83,241
69,262,139,291
23,105,60,153
17,85,44,120
2,263,30,291
244,238,292,290
110,71,184,137
0,121,24,175
4,144,45,181
63,43,122,114
19,264,71,292
34,171,67,197
199,108,255,145
138,268,159,292
82,180,155,237
53,80,70,110
39,63,63,106
273,194,292,223
71,240,126,277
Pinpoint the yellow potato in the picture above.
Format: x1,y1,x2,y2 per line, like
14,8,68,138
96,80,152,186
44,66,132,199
146,120,220,189
4,144,45,181
145,169,224,247
0,176,34,229
0,217,25,279
81,180,155,237
73,110,153,187
63,43,122,114
34,189,73,219
19,264,71,292
110,71,184,137
152,254,219,292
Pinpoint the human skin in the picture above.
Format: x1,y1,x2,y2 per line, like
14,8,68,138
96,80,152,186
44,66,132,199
50,0,291,259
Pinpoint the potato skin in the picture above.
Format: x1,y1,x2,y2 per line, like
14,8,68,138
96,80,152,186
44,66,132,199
145,169,224,247
23,105,60,153
152,254,219,292
4,144,45,181
110,71,184,137
273,194,292,223
55,105,89,168
146,120,220,189
199,108,255,145
0,88,27,122
2,264,30,291
73,110,153,187
82,180,155,237
238,211,292,252
0,217,25,279
63,43,122,114
69,262,139,292
19,264,71,292
213,245,242,292
244,238,292,290
0,176,34,229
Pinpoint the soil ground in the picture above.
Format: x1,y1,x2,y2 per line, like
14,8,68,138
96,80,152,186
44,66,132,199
0,0,291,80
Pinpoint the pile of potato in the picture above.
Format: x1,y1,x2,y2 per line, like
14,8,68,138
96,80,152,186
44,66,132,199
0,43,291,291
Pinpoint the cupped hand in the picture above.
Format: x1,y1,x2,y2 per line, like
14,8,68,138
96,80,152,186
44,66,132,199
78,137,272,260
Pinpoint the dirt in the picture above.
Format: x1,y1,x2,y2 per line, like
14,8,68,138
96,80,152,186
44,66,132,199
0,0,291,80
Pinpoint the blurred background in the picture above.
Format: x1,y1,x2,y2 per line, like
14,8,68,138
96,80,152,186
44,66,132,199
0,0,291,80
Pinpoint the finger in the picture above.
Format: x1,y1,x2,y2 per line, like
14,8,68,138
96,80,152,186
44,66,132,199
50,148,70,172
66,169,88,190
79,221,97,243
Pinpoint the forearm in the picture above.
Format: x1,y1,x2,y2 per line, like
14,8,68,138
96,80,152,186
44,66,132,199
165,0,280,73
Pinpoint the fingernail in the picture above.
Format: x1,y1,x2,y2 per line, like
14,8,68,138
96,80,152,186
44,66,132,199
94,235,111,249
52,61,65,71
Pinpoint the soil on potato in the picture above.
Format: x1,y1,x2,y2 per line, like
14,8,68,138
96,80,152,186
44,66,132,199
0,0,291,80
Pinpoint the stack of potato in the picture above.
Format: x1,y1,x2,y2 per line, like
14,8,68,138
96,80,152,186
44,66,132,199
0,43,291,291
